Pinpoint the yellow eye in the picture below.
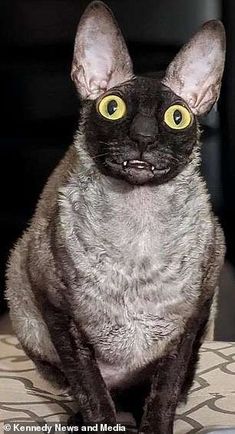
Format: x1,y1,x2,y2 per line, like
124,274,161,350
164,104,192,130
97,95,126,120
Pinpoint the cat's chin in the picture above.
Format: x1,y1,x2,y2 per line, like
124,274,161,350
121,168,155,185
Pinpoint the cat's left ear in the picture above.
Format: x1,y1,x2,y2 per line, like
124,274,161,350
162,20,226,115
71,1,134,100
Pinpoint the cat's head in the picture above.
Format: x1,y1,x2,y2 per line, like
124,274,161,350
71,1,226,185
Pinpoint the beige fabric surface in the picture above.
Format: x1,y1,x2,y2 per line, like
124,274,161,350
0,335,235,433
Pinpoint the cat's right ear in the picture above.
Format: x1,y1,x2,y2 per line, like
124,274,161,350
71,1,134,100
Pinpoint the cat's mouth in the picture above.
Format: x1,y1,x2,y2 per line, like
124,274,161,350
122,159,170,176
104,159,171,185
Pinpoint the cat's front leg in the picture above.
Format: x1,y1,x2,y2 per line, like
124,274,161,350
138,298,212,434
138,340,194,434
41,299,117,429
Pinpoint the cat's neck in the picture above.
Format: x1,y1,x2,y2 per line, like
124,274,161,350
57,135,211,256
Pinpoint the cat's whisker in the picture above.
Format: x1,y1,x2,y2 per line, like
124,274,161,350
90,152,109,160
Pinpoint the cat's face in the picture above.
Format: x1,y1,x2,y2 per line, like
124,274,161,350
84,77,198,185
72,1,225,186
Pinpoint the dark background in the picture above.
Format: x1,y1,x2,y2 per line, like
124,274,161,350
0,0,235,339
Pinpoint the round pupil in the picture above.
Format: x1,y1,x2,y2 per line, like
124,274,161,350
173,109,182,125
107,100,118,115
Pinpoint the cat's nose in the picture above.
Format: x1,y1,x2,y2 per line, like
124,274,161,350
130,113,158,151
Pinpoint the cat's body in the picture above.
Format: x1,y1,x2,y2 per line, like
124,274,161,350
5,3,226,433
6,133,223,388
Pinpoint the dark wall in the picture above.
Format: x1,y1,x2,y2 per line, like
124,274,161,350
221,0,235,264
0,0,228,316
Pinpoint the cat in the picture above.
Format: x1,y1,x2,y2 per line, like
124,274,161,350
5,1,226,433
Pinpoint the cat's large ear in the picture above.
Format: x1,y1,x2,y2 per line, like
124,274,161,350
71,1,134,100
162,21,226,115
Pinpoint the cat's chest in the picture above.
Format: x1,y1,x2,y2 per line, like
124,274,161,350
75,250,192,389
60,179,207,384
76,192,198,296
73,219,198,372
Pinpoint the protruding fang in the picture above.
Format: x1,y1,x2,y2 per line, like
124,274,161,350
123,161,128,168
151,166,155,172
